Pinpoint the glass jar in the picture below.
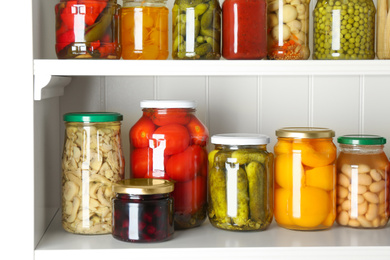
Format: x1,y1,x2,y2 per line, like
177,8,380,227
377,0,389,59
336,135,390,228
55,0,121,59
129,100,209,229
121,0,169,60
208,133,273,231
267,0,310,60
274,127,336,230
62,112,125,234
172,0,221,59
112,179,174,242
222,0,267,59
313,0,375,60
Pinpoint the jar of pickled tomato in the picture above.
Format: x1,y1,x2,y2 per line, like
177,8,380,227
222,0,267,59
274,127,336,230
55,0,121,59
172,0,221,59
208,134,274,231
112,179,174,242
62,112,125,234
121,0,169,60
336,135,389,228
129,100,209,229
267,0,310,60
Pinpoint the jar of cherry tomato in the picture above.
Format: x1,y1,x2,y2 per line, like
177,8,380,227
208,134,274,231
267,0,310,59
129,100,209,229
222,0,267,59
55,0,121,59
121,0,169,60
112,179,174,242
336,135,389,228
274,127,336,230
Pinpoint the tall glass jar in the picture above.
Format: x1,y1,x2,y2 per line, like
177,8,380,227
208,134,273,231
267,0,310,60
129,100,209,229
172,0,221,59
55,0,121,59
377,0,389,59
313,0,376,59
274,127,336,230
121,0,169,59
222,0,267,59
336,135,390,228
62,112,125,234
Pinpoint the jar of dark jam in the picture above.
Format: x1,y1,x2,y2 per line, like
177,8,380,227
112,178,174,243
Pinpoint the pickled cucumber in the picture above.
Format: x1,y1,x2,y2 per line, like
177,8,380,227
231,149,267,165
209,167,229,222
246,161,266,222
232,167,249,227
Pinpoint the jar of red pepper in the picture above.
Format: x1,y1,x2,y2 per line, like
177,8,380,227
222,0,267,59
55,0,121,59
129,100,209,229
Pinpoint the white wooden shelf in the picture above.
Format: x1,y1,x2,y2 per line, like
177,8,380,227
35,210,390,260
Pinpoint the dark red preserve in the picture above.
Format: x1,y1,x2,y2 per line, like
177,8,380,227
112,179,174,243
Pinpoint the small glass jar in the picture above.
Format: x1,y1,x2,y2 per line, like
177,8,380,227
62,112,125,234
121,0,169,60
336,135,390,228
112,179,174,242
55,0,121,59
172,0,221,59
313,0,375,60
129,100,209,229
208,133,274,231
222,0,267,59
267,0,310,60
274,127,336,230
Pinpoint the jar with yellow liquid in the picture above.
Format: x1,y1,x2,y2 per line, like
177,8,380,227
274,127,336,230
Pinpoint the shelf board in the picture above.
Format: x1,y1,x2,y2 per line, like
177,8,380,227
34,59,390,76
35,210,390,260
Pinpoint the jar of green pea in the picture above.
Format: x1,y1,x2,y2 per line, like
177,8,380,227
313,0,375,60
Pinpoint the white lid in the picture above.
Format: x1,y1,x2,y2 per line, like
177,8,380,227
140,100,196,108
211,133,270,145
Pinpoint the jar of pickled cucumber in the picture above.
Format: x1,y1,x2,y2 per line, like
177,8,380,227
62,112,125,234
313,0,376,59
55,0,121,59
274,127,336,230
267,0,310,60
336,135,389,228
172,0,221,59
121,0,169,59
208,133,273,231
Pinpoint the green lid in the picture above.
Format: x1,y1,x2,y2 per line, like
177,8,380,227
337,135,386,145
63,112,123,122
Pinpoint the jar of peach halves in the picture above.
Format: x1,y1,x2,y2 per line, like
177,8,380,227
274,127,336,230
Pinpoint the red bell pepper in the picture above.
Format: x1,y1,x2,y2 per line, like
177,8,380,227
60,1,78,30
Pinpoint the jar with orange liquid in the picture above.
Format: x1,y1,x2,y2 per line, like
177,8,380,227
274,127,336,230
336,135,389,228
121,0,169,59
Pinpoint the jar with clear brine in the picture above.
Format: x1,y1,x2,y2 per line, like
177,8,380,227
62,112,125,234
313,0,375,59
336,135,390,228
55,0,121,59
208,134,274,231
129,100,209,229
267,0,310,60
274,127,336,230
121,0,169,59
172,0,221,59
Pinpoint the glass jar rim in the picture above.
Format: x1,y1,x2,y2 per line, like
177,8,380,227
338,134,386,145
113,179,174,195
63,112,123,122
140,100,196,109
275,127,335,139
211,133,270,145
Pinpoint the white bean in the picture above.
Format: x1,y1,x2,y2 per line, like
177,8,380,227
337,185,348,199
365,203,378,221
358,173,372,186
348,219,360,227
341,164,352,177
341,199,351,211
358,201,368,215
369,180,385,193
337,211,349,225
357,216,372,227
358,164,371,174
338,173,350,188
370,169,382,182
363,192,380,204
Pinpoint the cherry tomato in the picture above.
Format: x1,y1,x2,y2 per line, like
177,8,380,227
151,108,191,126
152,124,190,155
172,176,206,214
131,147,152,178
186,115,209,146
130,116,156,148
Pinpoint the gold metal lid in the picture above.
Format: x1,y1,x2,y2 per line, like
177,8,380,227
112,179,174,195
275,127,335,139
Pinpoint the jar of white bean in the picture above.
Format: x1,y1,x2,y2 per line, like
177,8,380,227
336,135,389,228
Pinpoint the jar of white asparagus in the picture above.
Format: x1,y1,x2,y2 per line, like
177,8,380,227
377,0,390,59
